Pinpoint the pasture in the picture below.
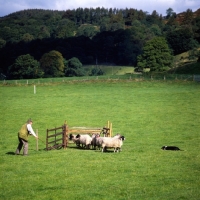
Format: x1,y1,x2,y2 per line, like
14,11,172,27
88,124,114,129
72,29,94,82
0,79,200,200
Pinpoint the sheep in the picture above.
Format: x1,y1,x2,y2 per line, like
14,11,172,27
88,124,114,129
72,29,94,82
101,135,125,153
111,134,123,151
75,134,92,149
95,134,104,150
112,133,122,138
91,133,99,149
69,134,81,147
95,134,122,151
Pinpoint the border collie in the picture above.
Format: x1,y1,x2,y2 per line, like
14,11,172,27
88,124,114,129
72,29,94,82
161,146,182,151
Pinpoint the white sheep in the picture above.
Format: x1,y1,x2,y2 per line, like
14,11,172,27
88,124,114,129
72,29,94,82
101,135,125,153
94,134,104,150
69,134,81,147
95,134,122,151
91,134,100,149
112,133,122,138
75,134,92,149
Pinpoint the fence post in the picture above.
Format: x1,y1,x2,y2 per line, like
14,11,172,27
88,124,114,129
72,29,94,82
34,85,36,94
110,122,112,137
36,129,38,151
54,127,56,146
63,122,68,149
46,129,48,150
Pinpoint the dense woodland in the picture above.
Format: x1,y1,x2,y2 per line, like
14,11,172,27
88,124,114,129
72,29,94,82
0,7,200,79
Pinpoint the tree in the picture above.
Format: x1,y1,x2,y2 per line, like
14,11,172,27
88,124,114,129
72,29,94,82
37,26,50,39
150,24,162,36
192,16,200,43
9,54,43,79
89,67,104,76
40,50,65,77
21,33,34,42
0,38,6,48
137,37,173,71
181,9,193,26
64,57,85,77
76,24,99,38
53,19,76,38
166,8,175,19
166,27,199,55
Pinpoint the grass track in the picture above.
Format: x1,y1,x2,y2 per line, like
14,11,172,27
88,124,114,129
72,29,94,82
0,80,200,200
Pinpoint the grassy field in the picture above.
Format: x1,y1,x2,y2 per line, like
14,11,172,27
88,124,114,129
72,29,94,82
83,65,135,75
0,79,200,200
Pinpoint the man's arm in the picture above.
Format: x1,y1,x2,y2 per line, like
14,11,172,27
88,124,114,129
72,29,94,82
27,124,37,137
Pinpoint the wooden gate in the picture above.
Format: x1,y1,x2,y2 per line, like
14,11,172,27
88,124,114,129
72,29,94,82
46,123,68,150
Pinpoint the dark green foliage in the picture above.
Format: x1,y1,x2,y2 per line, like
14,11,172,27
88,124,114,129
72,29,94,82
89,67,104,76
137,37,173,71
166,27,199,55
0,38,6,48
53,19,76,38
40,50,65,77
169,62,200,74
9,54,43,79
169,53,200,74
166,8,176,19
65,57,86,77
0,7,199,78
192,16,200,43
76,24,99,38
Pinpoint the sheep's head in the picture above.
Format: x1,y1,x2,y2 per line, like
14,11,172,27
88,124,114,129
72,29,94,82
69,134,75,140
95,134,100,138
120,136,125,141
76,134,81,138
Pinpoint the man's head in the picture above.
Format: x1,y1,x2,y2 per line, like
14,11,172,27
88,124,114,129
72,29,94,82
27,118,33,124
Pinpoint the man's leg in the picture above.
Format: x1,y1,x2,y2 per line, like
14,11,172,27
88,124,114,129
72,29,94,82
22,139,28,155
15,137,23,155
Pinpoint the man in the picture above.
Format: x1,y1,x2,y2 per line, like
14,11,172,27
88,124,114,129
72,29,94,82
15,119,38,156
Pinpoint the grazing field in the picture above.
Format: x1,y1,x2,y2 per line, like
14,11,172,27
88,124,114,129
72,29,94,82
83,65,135,75
0,80,200,200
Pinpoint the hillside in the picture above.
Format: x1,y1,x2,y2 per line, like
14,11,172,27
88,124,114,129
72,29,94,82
0,7,199,79
169,48,200,74
175,8,200,24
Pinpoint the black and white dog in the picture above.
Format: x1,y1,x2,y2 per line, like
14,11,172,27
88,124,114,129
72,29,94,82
161,146,182,151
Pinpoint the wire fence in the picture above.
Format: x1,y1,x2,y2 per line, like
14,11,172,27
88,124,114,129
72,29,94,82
1,74,200,85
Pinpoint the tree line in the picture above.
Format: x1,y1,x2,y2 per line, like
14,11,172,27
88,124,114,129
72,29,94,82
0,7,199,79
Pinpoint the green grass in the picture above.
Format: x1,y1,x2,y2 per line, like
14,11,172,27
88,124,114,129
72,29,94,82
0,80,200,200
83,65,135,75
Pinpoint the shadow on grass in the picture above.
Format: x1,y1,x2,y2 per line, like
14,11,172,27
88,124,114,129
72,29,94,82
68,146,94,150
6,152,16,155
67,144,119,153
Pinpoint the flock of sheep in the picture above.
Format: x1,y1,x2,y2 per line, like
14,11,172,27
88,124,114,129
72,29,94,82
69,133,125,152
